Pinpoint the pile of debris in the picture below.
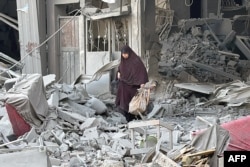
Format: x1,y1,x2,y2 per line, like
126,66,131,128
0,20,250,167
0,72,250,167
158,18,250,84
0,74,179,167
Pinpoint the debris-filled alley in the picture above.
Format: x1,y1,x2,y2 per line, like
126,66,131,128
0,0,250,167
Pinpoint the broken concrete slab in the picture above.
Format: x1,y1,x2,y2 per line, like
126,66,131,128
185,58,241,80
79,118,99,131
111,132,128,139
101,159,124,167
147,104,163,119
61,100,96,117
49,157,61,166
199,80,250,106
174,83,215,94
44,141,59,153
85,97,107,115
57,108,86,125
43,74,56,88
177,71,198,82
47,89,59,107
153,152,181,167
51,129,65,145
0,149,48,167
112,140,129,157
81,127,99,140
23,127,38,143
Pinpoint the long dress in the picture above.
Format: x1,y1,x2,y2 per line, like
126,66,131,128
115,45,148,121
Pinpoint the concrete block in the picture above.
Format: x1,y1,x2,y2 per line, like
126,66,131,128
111,132,128,139
57,109,86,125
112,141,127,157
0,149,48,167
81,127,99,140
65,100,96,117
49,157,61,166
23,127,38,143
101,159,124,167
79,118,98,130
59,143,69,152
47,89,59,107
51,129,65,145
85,97,107,114
43,74,56,87
124,157,136,167
147,104,162,119
44,141,59,153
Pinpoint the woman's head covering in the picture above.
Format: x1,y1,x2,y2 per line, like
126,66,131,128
118,45,148,85
121,45,130,54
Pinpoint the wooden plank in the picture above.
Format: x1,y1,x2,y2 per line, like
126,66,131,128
182,149,215,166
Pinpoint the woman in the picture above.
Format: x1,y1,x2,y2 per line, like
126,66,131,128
115,45,148,122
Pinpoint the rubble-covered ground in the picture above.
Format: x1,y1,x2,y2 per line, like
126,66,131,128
1,23,250,167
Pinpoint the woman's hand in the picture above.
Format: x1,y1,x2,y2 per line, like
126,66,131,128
117,72,121,79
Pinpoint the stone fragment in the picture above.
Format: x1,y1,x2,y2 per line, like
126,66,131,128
101,159,124,167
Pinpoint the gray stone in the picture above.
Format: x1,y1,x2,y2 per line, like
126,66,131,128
101,159,124,167
81,127,99,140
80,118,98,130
85,97,107,115
0,149,48,167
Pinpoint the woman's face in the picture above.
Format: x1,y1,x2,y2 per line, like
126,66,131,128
122,53,129,59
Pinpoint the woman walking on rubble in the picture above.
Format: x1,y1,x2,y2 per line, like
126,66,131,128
115,45,148,122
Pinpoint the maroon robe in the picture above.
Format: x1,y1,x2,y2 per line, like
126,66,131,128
115,45,148,114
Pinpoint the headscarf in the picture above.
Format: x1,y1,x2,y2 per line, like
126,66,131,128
118,45,148,86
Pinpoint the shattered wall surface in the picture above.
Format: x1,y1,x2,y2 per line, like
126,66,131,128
158,26,250,83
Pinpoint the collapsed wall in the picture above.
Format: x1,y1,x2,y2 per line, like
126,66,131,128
158,24,250,84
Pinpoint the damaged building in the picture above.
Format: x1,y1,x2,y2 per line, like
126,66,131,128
0,0,250,167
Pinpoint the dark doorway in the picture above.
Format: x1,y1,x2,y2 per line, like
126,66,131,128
234,0,243,5
190,0,201,18
0,0,20,61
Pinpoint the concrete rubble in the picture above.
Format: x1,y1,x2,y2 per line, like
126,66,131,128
0,5,250,167
0,69,250,167
158,18,250,84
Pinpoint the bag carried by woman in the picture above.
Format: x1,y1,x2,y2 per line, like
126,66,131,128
128,87,150,116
